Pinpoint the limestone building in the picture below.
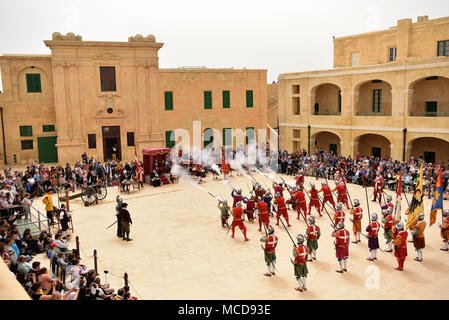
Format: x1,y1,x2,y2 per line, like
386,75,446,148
278,16,449,163
0,33,267,165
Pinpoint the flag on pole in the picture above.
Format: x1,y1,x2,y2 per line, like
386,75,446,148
134,145,141,181
394,171,402,222
430,168,443,227
406,162,424,230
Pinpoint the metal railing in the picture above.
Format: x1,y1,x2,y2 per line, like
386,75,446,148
313,111,341,116
409,111,449,117
355,111,391,116
1,204,50,236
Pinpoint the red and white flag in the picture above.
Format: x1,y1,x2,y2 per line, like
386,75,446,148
134,145,142,181
394,171,402,221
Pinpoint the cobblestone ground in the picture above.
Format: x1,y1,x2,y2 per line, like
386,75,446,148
17,173,449,300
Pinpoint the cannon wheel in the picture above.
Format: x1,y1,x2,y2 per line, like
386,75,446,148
96,185,107,200
81,187,97,205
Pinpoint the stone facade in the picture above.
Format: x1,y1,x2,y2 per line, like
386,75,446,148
0,33,267,165
278,16,449,163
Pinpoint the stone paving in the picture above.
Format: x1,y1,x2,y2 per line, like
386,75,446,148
5,172,449,300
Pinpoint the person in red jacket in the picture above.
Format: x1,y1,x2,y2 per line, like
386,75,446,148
307,183,322,217
318,182,336,211
295,171,304,189
293,234,309,292
231,202,249,241
331,182,349,209
231,189,243,208
274,192,291,227
349,199,363,244
332,221,350,273
273,182,284,197
257,199,270,232
293,187,308,221
393,221,408,271
244,191,256,222
381,207,395,252
366,213,381,261
333,202,345,226
373,172,384,204
260,226,278,277
305,216,320,261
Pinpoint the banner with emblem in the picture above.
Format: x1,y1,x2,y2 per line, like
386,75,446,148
406,162,424,230
430,168,443,227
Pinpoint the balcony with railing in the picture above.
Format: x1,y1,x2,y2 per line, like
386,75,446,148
355,111,391,116
313,111,341,116
409,111,449,117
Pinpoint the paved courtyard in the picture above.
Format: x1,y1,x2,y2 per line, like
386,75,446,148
22,173,449,299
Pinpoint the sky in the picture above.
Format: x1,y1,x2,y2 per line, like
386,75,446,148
0,0,448,90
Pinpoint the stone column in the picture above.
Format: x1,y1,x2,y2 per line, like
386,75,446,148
135,64,150,142
52,63,70,143
68,62,83,143
149,65,163,143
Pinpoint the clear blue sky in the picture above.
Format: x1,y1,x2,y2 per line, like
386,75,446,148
0,0,448,89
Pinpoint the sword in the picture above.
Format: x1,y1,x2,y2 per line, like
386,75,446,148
106,220,117,230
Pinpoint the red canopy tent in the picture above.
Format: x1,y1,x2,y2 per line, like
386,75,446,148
142,148,172,177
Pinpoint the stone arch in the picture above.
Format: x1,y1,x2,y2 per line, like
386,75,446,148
17,65,50,99
407,76,449,117
353,133,392,159
311,131,342,155
310,83,342,115
406,136,449,164
353,79,393,115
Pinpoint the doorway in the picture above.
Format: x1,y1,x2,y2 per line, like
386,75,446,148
424,151,435,164
37,136,58,163
102,126,121,161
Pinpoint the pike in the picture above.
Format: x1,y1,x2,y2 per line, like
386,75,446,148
106,220,117,230
208,191,224,203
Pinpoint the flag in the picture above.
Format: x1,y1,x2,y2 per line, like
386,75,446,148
394,171,402,222
430,168,443,226
134,145,141,180
406,162,424,230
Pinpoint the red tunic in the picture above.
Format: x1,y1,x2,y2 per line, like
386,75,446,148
274,185,284,195
367,221,381,237
231,207,246,229
306,225,320,241
383,215,394,230
334,229,350,247
333,210,345,225
394,230,408,258
295,175,304,186
294,245,309,265
265,235,278,254
274,197,287,216
321,185,333,199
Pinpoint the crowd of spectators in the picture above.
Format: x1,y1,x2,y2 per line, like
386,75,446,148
277,148,449,198
0,153,140,300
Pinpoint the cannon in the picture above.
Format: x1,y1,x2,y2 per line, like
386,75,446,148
60,183,107,206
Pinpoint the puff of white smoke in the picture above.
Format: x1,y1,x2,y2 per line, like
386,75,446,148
171,163,209,193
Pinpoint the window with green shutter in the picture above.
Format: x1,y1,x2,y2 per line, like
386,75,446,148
223,128,232,146
222,90,230,109
204,91,212,109
245,127,255,145
165,130,175,148
165,91,173,110
42,125,55,132
26,74,42,93
21,140,33,150
246,90,254,108
20,126,33,137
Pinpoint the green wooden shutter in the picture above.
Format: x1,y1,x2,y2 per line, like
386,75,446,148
26,74,42,93
204,91,212,109
43,125,55,132
165,91,173,110
165,131,175,148
246,127,255,145
246,90,254,108
20,126,33,137
222,90,230,108
223,128,232,146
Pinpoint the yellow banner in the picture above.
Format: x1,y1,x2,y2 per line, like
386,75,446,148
406,163,424,230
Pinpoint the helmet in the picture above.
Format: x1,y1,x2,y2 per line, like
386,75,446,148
418,212,425,220
222,200,228,205
237,189,242,195
267,226,275,235
296,234,305,244
236,201,242,208
275,192,281,198
336,202,342,210
371,213,378,221
321,181,326,186
353,199,360,207
307,216,315,225
444,209,449,217
116,196,123,204
310,183,315,189
386,207,393,215
387,195,392,203
396,222,404,231
292,187,298,193
337,221,345,229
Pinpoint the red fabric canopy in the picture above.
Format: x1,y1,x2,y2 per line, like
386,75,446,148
142,148,172,156
142,148,172,178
